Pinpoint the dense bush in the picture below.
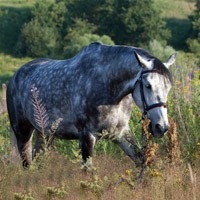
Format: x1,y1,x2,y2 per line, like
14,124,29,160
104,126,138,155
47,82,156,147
15,0,65,58
67,0,170,46
63,19,114,58
16,19,61,57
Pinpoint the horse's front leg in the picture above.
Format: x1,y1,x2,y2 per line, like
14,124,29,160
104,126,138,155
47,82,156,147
113,132,143,166
33,130,46,158
80,130,97,168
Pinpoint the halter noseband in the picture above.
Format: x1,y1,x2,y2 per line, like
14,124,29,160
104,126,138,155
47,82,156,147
136,69,167,119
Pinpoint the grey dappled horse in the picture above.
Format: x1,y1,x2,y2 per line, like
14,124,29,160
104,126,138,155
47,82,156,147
6,42,176,167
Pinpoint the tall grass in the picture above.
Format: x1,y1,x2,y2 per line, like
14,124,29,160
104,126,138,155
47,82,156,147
168,53,200,163
0,151,200,200
0,51,200,199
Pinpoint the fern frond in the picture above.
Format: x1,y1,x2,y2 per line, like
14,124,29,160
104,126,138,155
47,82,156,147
31,84,49,132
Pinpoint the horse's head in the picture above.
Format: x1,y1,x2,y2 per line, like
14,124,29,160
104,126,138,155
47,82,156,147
132,52,176,138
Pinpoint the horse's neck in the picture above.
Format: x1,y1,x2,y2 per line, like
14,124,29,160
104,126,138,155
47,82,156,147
106,62,141,104
113,69,142,103
79,45,142,105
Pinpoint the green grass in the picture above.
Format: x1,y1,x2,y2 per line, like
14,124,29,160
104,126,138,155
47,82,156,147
0,0,35,8
154,0,196,49
154,0,195,19
0,53,31,86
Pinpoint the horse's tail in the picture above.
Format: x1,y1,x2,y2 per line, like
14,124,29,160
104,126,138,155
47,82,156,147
6,73,19,134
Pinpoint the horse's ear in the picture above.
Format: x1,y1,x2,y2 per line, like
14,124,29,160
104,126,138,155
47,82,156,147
164,53,176,69
134,52,154,70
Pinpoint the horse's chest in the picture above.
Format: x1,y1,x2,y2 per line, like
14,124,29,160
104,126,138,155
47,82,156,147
97,104,132,132
97,105,120,128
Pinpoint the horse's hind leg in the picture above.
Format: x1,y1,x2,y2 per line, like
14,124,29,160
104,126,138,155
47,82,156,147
14,121,34,167
80,131,97,167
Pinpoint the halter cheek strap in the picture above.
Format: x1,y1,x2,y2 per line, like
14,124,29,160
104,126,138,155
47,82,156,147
136,69,167,118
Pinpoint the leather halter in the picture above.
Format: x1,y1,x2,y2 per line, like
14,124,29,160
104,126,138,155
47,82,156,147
135,69,167,119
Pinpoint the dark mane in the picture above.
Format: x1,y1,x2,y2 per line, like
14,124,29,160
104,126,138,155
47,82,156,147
153,59,173,83
80,43,172,83
134,47,173,83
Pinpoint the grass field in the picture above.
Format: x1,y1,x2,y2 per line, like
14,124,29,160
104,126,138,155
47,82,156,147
0,0,35,7
155,0,195,19
0,150,200,200
155,0,196,49
0,54,30,87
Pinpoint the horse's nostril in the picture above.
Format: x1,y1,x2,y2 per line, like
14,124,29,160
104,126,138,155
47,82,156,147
155,124,168,134
155,124,161,130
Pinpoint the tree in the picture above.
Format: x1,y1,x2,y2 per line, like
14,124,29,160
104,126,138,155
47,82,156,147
15,0,170,58
67,0,170,46
187,0,200,56
15,0,66,58
16,19,60,57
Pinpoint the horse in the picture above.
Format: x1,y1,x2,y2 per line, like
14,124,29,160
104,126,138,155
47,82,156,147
6,42,176,167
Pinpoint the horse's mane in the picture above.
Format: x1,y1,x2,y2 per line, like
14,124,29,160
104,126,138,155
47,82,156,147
77,43,172,82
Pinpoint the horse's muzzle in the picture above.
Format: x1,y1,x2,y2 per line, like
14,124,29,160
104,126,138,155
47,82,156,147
152,123,169,138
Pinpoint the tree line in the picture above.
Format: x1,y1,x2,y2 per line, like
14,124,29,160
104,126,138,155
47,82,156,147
0,0,200,59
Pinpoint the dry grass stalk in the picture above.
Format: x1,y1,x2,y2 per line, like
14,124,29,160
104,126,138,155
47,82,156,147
188,162,197,200
142,117,158,166
167,118,181,164
31,85,63,153
31,84,49,133
47,117,63,149
138,117,158,180
0,83,7,116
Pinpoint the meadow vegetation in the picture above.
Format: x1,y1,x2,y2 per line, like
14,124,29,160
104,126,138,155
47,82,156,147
0,0,200,199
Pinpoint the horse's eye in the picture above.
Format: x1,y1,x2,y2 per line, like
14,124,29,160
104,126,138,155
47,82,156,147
146,84,151,90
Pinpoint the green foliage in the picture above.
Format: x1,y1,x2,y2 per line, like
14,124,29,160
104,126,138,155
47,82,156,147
0,6,31,54
8,0,172,58
68,0,170,46
148,39,176,60
46,185,68,198
80,175,104,195
55,139,79,159
15,0,65,58
186,0,200,56
168,52,200,162
64,18,114,57
16,19,60,57
14,192,35,200
0,113,10,155
187,38,200,56
0,53,30,86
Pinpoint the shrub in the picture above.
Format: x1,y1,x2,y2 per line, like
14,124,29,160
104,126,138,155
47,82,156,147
63,19,114,58
148,39,176,60
16,19,60,58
